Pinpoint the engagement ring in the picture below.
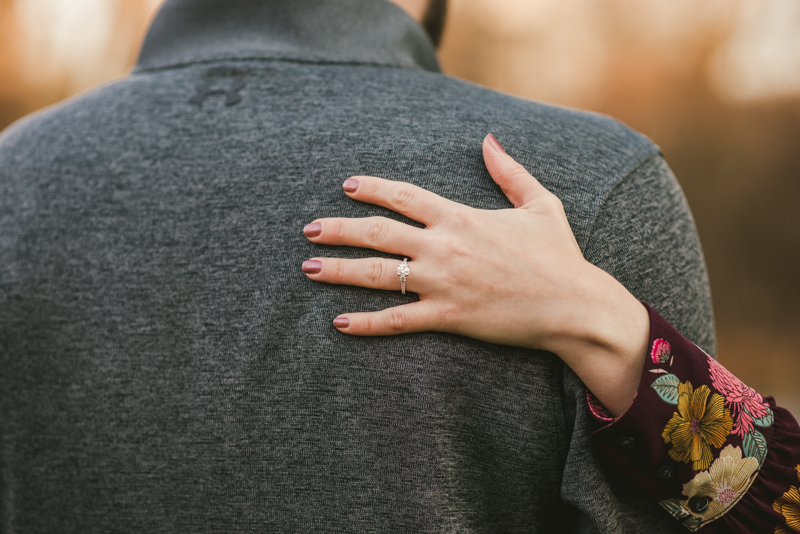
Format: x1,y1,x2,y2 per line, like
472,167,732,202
397,258,410,294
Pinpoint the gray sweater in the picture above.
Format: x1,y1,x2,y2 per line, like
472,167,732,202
0,0,714,532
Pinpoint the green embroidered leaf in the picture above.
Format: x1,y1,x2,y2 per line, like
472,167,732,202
743,430,768,467
651,374,680,405
683,517,703,532
753,407,774,428
659,498,690,520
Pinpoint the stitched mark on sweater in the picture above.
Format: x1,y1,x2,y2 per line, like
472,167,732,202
189,79,245,107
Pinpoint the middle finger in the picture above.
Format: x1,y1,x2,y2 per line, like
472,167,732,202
303,216,424,255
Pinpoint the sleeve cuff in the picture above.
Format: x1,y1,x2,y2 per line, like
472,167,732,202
585,304,799,532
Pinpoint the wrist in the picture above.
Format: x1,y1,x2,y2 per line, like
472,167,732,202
545,262,650,416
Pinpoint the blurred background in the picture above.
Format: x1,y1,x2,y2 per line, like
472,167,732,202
1,0,798,412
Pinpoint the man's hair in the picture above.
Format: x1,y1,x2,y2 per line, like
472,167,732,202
422,0,447,48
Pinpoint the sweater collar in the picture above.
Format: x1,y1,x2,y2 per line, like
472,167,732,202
135,0,441,73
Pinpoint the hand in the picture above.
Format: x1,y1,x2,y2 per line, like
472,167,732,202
301,134,649,416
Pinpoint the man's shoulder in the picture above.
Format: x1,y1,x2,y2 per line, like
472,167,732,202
0,76,151,158
370,68,662,195
399,69,658,161
382,69,663,213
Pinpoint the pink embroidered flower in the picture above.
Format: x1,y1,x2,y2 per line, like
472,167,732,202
708,356,771,437
651,339,671,364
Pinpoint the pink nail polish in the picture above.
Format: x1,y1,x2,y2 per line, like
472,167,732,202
343,178,360,193
303,222,322,237
302,260,323,274
333,317,350,329
486,134,505,154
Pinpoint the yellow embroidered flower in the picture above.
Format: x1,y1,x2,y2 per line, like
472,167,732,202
774,465,800,534
680,445,759,523
662,381,733,471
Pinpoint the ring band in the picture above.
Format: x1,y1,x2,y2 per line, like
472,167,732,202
397,257,410,294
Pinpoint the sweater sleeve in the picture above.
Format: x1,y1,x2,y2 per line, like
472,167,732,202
586,304,800,533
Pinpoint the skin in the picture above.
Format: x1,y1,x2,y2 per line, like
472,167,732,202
301,134,650,417
388,0,430,21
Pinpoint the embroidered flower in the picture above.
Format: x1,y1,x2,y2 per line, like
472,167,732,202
680,445,759,523
651,338,671,364
662,381,733,471
708,356,772,437
774,465,800,534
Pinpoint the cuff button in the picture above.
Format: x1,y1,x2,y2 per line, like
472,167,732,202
688,496,709,513
656,463,676,480
616,435,637,449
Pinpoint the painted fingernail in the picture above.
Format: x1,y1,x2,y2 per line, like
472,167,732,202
343,178,360,193
303,222,322,237
302,260,323,274
333,317,350,329
486,134,506,154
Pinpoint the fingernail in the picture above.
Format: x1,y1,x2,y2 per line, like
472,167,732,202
303,222,322,237
333,317,350,329
343,178,360,193
302,260,323,274
486,134,505,154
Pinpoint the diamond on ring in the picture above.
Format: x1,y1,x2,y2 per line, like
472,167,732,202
397,257,410,294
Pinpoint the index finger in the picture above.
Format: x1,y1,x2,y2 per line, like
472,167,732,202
343,175,462,226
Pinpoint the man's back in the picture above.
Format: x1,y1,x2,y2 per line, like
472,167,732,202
0,0,713,532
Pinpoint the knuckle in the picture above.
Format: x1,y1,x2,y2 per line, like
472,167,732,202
327,219,345,240
390,184,416,210
366,259,385,285
365,218,390,246
507,165,531,181
330,259,345,280
363,314,374,333
386,310,405,332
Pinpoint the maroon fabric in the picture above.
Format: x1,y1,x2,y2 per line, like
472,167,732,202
588,304,800,532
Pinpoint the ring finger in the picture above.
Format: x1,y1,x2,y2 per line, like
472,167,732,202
302,256,425,293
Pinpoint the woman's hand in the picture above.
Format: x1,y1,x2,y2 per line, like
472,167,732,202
301,134,649,416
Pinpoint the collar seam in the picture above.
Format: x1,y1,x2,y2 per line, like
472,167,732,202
133,55,431,75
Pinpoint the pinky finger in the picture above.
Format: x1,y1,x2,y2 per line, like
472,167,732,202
334,301,441,337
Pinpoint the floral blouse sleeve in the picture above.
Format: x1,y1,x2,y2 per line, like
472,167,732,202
586,304,800,533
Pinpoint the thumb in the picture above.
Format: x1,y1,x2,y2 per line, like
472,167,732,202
482,134,549,209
